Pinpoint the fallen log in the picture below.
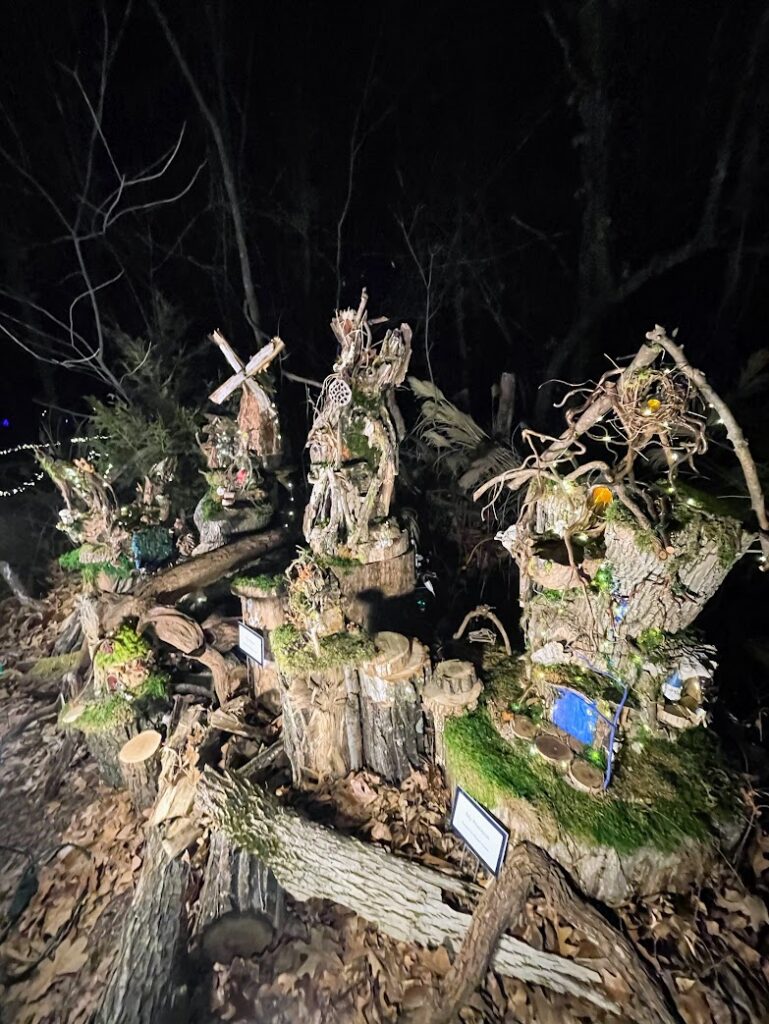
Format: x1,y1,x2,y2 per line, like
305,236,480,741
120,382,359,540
195,770,617,1014
100,528,288,633
421,841,677,1024
95,828,190,1024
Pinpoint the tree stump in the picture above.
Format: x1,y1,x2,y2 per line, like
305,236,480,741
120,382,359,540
233,586,285,711
195,830,285,941
422,660,482,769
119,730,162,810
334,542,416,629
281,666,362,786
357,632,428,781
85,720,142,789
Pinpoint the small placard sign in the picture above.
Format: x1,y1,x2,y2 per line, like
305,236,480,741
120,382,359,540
238,623,265,666
450,786,509,876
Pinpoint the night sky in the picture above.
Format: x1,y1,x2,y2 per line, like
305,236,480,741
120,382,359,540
1,1,768,453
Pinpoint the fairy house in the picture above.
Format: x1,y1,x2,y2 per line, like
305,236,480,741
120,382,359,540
303,290,416,624
193,332,284,553
477,326,764,789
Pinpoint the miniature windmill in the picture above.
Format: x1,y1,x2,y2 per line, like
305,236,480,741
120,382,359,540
209,329,285,461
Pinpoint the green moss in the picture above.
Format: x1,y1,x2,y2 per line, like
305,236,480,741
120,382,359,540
58,547,133,583
62,671,169,735
58,547,85,572
200,493,223,521
350,387,382,414
603,502,657,551
444,711,739,854
539,588,565,602
270,623,375,675
27,652,81,681
316,553,363,574
591,562,615,595
637,627,665,658
532,662,628,705
481,651,526,706
94,624,151,670
232,572,285,593
73,694,134,734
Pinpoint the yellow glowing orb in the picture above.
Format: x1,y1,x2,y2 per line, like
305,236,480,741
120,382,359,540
645,397,662,413
589,485,614,511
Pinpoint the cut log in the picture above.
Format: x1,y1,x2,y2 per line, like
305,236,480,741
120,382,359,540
281,666,362,785
421,841,676,1024
333,548,416,628
194,829,285,939
357,633,428,781
95,829,190,1024
85,719,141,789
534,733,573,768
195,769,618,1015
423,661,482,768
119,730,162,810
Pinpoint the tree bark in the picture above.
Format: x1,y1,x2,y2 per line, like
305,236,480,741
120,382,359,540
95,829,190,1024
422,661,482,768
84,719,141,789
334,548,416,629
357,633,428,781
100,528,287,633
423,841,676,1024
194,769,620,1014
280,666,362,785
237,590,285,710
195,829,285,937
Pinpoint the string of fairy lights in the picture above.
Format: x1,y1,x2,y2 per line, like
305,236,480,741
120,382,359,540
0,436,109,498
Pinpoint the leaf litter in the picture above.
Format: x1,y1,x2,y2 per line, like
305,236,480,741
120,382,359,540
1,573,769,1022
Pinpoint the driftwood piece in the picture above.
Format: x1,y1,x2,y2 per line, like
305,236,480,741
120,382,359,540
423,661,482,768
195,770,618,1014
95,829,190,1024
119,730,162,810
421,841,676,1024
281,666,362,785
357,632,428,781
453,605,512,656
648,324,769,565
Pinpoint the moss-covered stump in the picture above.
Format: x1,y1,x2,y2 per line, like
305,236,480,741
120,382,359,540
233,577,286,711
356,632,429,782
445,710,741,905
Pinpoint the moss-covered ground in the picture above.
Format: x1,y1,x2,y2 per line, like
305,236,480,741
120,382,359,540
270,623,375,675
445,710,739,855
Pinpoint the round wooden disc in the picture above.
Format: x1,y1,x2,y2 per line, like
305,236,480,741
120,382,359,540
534,733,573,767
568,759,604,793
119,729,162,765
510,714,538,740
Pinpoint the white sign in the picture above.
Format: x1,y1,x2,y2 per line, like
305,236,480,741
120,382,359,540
238,623,265,666
450,787,509,876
